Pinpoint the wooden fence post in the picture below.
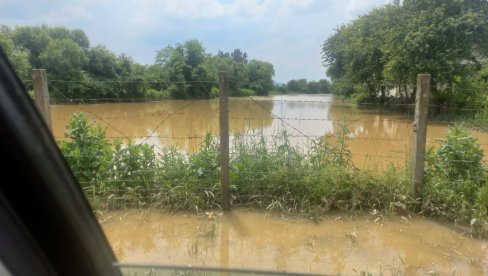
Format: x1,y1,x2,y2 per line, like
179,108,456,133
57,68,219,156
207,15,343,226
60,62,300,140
32,69,52,131
411,74,431,197
219,72,231,211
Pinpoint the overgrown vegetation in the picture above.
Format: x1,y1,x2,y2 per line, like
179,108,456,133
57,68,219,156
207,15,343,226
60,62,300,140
0,25,275,101
423,126,488,235
59,113,488,237
322,0,488,111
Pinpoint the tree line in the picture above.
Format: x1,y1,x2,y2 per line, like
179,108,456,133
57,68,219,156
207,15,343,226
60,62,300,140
0,25,276,101
322,0,488,109
275,78,330,94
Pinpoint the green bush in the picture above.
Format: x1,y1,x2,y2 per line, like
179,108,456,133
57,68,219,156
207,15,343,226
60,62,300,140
351,92,375,104
58,113,112,187
423,126,488,235
237,88,256,97
429,127,484,181
144,88,170,100
109,140,157,188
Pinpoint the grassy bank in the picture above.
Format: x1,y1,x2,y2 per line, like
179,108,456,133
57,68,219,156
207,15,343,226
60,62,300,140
59,113,488,237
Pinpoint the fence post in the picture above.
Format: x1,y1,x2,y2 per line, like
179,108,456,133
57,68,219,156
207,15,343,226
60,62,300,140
32,69,52,132
411,74,431,197
219,72,231,211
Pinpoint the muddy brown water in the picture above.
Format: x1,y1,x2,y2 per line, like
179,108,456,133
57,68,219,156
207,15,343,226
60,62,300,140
51,94,488,168
51,95,488,274
100,209,488,275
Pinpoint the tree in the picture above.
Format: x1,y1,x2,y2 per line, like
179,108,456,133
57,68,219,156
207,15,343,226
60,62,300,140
307,81,321,94
39,39,87,98
322,5,397,100
2,24,277,100
318,79,330,93
211,55,249,96
183,39,206,68
247,60,275,96
87,45,117,79
47,26,71,41
39,39,87,78
287,79,308,93
281,79,330,94
0,26,30,80
400,0,488,85
155,39,214,99
70,29,90,50
116,53,135,76
322,0,488,106
12,25,51,68
231,49,248,63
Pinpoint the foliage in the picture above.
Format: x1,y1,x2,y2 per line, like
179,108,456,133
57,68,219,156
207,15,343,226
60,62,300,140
60,113,407,214
60,114,488,236
58,113,112,186
109,139,157,189
210,53,249,96
322,0,488,107
423,126,488,235
155,39,213,99
278,78,331,94
0,24,277,101
39,38,87,79
246,60,275,96
0,25,30,80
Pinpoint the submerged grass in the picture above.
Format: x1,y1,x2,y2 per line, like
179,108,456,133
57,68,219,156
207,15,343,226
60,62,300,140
59,113,488,237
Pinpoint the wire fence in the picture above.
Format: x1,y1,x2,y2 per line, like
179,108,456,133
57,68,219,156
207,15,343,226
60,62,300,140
49,92,488,162
26,71,488,211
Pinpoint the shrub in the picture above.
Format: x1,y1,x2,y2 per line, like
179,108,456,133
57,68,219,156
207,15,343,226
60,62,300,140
237,88,256,97
58,113,112,187
423,126,488,235
144,88,170,100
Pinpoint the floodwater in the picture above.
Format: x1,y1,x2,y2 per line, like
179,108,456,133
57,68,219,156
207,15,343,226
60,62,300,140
51,94,488,168
100,209,488,275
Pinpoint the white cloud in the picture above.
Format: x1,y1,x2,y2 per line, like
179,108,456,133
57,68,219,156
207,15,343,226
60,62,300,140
340,0,391,18
0,0,389,82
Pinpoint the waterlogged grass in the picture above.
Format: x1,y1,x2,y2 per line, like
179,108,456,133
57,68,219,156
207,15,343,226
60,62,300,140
59,113,488,237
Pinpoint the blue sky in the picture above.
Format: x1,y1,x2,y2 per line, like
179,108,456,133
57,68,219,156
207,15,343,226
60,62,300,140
0,0,390,83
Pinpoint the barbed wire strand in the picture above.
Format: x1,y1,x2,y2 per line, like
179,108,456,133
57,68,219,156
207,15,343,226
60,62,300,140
52,90,168,152
139,100,197,145
247,96,315,143
46,90,488,112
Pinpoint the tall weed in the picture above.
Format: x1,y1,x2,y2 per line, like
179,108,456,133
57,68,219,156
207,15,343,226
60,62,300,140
59,113,487,236
423,126,488,236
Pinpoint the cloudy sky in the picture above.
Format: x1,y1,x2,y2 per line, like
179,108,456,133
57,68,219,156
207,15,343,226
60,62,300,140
0,0,390,83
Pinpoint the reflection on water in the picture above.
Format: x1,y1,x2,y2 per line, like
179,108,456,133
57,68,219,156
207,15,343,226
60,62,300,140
51,94,488,167
101,209,488,275
52,99,274,153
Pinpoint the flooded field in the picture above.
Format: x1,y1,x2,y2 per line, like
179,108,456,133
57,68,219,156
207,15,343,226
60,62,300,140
54,95,488,274
101,209,488,275
51,94,488,168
